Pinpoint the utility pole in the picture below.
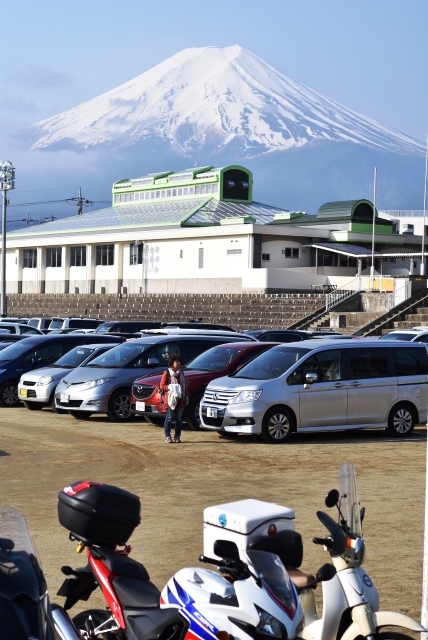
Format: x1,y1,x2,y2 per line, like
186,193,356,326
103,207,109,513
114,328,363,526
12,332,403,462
66,187,93,215
0,161,15,318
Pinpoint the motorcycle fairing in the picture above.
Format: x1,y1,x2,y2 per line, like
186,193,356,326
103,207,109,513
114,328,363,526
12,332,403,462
88,552,126,629
167,577,220,640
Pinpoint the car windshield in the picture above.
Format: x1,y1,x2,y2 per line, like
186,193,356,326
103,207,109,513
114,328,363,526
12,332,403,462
49,320,64,329
84,342,154,368
52,347,95,368
247,550,294,608
95,324,111,332
186,347,242,372
379,333,414,341
234,346,309,380
0,340,39,362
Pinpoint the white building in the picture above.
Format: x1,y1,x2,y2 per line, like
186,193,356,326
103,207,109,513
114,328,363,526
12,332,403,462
2,165,427,295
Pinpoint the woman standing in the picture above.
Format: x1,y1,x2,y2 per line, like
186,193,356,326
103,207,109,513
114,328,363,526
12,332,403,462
160,353,188,443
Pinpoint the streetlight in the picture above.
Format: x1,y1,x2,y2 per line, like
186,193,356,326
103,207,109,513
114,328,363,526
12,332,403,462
0,161,15,318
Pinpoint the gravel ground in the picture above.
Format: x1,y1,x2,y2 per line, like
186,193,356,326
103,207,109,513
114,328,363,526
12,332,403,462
0,407,426,625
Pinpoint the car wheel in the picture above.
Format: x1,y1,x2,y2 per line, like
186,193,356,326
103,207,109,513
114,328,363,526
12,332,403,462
386,403,416,437
186,394,203,430
22,401,44,410
107,389,135,422
0,382,19,408
68,411,93,420
49,391,67,414
261,407,294,444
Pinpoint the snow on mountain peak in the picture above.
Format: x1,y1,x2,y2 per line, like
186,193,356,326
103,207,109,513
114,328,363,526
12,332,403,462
19,45,424,157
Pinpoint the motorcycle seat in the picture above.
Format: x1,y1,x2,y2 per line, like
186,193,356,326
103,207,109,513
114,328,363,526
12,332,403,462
286,567,317,590
100,549,150,581
112,575,161,608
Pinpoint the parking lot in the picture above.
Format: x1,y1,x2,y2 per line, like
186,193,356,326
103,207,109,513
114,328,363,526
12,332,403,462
0,406,426,622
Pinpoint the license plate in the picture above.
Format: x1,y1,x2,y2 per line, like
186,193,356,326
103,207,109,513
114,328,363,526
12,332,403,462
20,389,28,398
60,393,69,404
136,401,146,412
207,407,218,418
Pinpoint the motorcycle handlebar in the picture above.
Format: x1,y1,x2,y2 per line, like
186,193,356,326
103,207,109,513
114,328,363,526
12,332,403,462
313,537,333,549
199,555,221,566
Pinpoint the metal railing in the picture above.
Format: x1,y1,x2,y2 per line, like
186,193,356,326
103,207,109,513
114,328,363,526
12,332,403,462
387,280,412,311
325,277,360,310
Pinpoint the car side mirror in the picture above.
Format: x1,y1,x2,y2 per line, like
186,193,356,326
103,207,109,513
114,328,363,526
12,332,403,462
213,540,240,562
304,372,318,388
146,358,160,367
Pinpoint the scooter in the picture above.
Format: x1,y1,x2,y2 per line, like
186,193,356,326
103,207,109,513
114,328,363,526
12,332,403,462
298,462,425,640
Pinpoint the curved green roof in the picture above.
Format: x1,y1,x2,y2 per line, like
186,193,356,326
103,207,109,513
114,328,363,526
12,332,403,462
317,199,376,221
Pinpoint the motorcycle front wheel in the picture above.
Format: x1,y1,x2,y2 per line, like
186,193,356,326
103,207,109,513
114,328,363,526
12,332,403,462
73,609,123,640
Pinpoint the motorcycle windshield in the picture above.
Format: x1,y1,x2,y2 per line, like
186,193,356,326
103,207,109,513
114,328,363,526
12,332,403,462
338,462,362,538
246,550,294,608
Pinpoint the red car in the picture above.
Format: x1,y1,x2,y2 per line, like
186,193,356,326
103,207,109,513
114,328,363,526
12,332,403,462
130,341,278,429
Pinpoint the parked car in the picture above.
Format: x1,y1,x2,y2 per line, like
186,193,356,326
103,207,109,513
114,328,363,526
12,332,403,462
0,342,14,351
243,329,328,342
0,334,28,343
18,343,117,412
48,317,104,331
139,328,255,340
0,334,125,408
0,323,43,336
199,339,428,443
55,333,254,422
130,341,279,429
0,317,29,324
27,317,53,333
379,328,428,343
94,321,163,335
164,322,235,331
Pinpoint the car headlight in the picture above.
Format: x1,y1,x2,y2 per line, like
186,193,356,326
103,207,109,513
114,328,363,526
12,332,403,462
37,376,53,386
229,390,262,404
81,377,115,391
254,606,288,639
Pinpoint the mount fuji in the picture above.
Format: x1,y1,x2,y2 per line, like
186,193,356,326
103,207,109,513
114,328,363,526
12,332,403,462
14,45,426,212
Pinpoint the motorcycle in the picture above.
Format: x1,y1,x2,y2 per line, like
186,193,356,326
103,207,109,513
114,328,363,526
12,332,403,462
54,481,337,640
298,462,425,640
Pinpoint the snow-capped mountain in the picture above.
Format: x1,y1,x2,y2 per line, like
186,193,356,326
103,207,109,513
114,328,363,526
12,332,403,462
19,45,424,157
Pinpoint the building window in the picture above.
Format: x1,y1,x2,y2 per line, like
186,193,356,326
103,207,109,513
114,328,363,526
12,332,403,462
23,249,37,269
262,253,270,262
180,250,183,258
46,247,62,268
284,248,299,258
130,243,143,265
96,244,114,266
198,247,204,269
70,246,86,267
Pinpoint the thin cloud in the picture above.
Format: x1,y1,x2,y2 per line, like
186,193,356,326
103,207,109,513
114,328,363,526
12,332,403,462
10,66,75,90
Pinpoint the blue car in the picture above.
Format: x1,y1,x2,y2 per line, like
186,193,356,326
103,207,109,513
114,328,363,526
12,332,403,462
0,334,124,408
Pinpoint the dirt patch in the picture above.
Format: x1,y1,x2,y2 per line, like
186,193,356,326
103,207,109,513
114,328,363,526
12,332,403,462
0,407,426,622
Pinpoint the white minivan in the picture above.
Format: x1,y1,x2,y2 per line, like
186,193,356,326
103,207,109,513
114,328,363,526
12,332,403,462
200,339,428,443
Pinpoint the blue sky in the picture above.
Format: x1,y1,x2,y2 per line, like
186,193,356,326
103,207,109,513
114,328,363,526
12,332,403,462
0,0,426,220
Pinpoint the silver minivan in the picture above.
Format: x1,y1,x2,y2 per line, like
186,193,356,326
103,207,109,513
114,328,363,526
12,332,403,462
200,339,428,443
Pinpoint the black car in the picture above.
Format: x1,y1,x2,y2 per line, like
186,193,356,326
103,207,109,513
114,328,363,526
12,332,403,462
0,333,126,408
164,322,235,331
243,329,320,342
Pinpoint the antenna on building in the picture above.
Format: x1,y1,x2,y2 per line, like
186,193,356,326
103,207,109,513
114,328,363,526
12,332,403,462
66,187,94,215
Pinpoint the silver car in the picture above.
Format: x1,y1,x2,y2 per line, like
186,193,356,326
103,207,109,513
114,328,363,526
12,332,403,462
55,334,253,422
200,339,428,443
18,344,116,411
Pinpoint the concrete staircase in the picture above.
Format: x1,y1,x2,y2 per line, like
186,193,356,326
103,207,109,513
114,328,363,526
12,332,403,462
5,292,327,333
358,289,428,336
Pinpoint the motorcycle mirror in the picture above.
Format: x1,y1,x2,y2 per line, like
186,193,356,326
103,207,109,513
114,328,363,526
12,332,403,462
213,540,240,562
316,563,336,583
325,489,339,508
360,507,365,524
